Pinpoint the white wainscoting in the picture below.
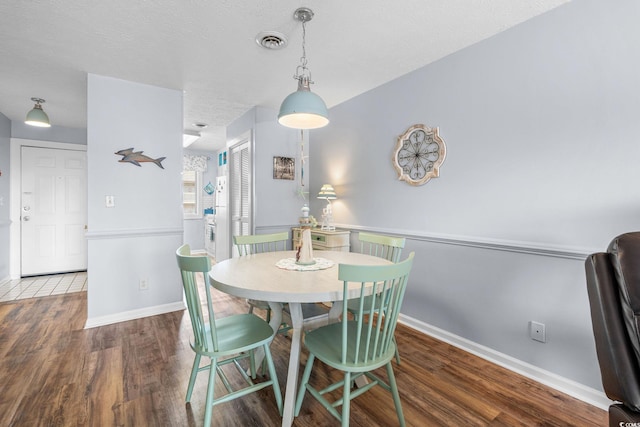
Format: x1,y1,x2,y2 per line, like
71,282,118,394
398,314,611,410
85,227,184,328
342,223,608,410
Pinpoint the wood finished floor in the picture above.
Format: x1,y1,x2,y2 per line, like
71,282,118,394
0,285,607,426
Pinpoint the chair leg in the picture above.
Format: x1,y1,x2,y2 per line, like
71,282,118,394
294,353,315,416
186,353,201,402
342,371,351,427
386,362,405,427
263,343,283,415
393,335,401,365
204,358,218,427
249,349,257,379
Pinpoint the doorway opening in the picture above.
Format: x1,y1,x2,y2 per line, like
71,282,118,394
9,138,88,279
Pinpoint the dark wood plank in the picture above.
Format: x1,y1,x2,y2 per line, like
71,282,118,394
0,285,607,426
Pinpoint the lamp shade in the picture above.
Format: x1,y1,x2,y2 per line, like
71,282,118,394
278,78,329,130
25,99,51,128
317,184,336,200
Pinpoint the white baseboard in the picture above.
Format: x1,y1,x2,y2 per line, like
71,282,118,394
84,301,186,329
398,313,612,410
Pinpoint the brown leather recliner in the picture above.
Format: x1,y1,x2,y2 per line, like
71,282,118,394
585,232,640,426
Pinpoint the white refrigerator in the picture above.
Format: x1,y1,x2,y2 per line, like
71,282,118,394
214,175,229,261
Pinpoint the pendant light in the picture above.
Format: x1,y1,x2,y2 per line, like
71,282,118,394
25,98,51,128
278,7,329,130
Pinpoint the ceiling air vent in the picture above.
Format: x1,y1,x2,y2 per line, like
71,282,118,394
256,31,288,50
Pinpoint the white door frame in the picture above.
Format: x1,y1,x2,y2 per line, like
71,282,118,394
9,138,87,279
228,130,254,257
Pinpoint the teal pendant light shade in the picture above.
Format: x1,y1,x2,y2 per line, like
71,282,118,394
278,77,329,129
278,7,329,130
25,98,51,128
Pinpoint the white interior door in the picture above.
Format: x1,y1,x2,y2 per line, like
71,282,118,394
21,146,87,276
230,139,252,257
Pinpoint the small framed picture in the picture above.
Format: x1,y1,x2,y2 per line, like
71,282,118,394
273,156,295,180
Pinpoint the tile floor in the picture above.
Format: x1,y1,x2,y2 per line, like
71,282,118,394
0,271,87,302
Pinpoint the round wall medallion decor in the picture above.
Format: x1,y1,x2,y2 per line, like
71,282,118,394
392,124,446,186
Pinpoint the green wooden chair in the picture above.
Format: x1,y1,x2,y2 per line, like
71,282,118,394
295,253,415,427
348,231,406,364
176,244,282,426
233,232,330,334
233,232,289,320
357,231,406,263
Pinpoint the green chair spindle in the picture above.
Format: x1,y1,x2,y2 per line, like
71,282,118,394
350,231,406,364
176,244,282,426
295,253,415,427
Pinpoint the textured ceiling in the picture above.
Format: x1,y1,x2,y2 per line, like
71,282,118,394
0,0,568,151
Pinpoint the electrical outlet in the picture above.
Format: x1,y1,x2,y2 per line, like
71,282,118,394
530,321,546,343
139,279,149,290
105,195,115,208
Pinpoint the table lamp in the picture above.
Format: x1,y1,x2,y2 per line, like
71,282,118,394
317,184,337,230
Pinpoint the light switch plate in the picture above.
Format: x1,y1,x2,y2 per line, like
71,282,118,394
105,195,115,208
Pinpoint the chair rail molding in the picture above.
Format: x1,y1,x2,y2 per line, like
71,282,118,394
85,227,183,240
338,223,596,260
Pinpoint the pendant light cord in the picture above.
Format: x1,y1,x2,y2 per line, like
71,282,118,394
300,19,308,69
295,17,312,82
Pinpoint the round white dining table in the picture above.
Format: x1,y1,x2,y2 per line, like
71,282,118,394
208,250,391,427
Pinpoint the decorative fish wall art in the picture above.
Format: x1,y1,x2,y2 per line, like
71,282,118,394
115,148,166,169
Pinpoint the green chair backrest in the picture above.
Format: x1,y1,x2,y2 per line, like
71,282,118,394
339,252,415,365
233,232,288,256
176,244,218,353
358,232,406,263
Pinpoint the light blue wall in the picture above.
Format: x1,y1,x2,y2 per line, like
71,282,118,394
310,0,640,393
85,74,184,324
0,113,10,281
254,107,307,231
11,121,86,145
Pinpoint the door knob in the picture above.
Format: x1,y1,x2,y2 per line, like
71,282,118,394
23,216,30,221
23,205,31,211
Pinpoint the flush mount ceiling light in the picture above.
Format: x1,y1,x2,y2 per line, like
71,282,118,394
183,130,201,147
278,7,329,130
256,31,288,50
25,97,51,127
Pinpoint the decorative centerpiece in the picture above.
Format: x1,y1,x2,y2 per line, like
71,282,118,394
296,205,316,265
